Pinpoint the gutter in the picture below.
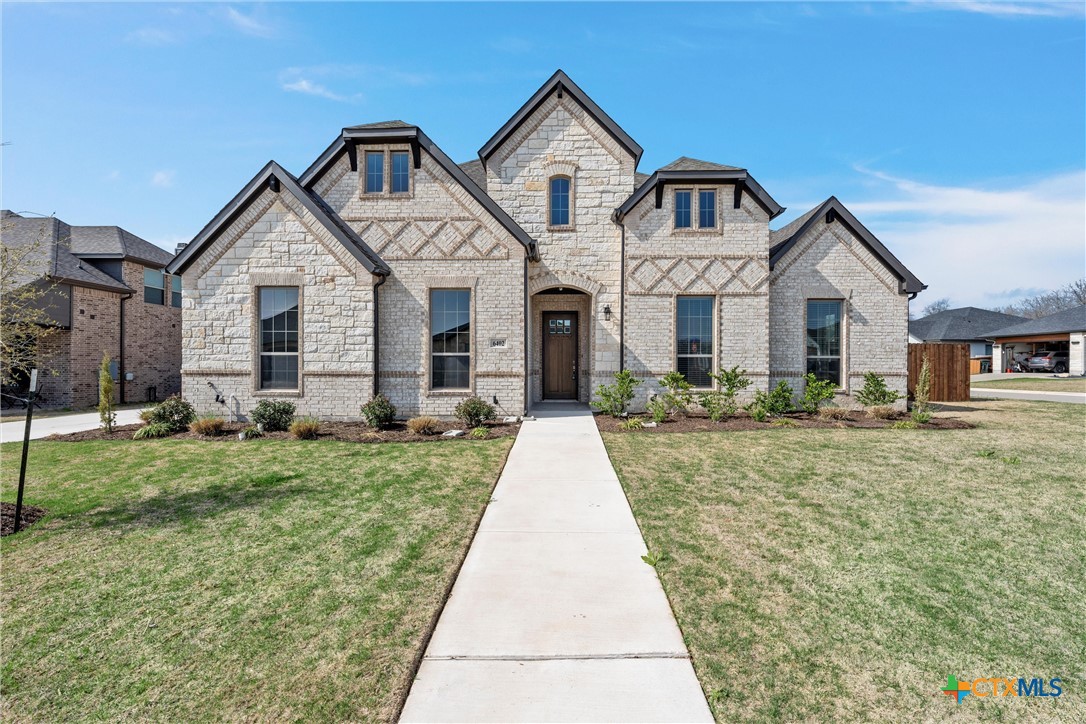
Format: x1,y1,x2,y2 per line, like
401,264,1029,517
523,257,529,415
618,218,626,371
373,273,387,398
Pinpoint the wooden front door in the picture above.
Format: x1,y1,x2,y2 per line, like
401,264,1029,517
543,312,578,400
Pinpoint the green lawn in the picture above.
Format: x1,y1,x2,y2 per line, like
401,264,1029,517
1,437,512,722
604,400,1085,722
972,377,1086,393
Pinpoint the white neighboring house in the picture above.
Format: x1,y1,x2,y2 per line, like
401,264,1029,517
167,71,925,419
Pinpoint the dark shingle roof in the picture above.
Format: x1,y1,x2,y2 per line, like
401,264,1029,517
769,205,822,248
458,159,487,190
909,307,1029,342
344,120,412,130
984,304,1086,339
67,226,174,267
0,212,132,292
634,171,651,187
658,156,743,173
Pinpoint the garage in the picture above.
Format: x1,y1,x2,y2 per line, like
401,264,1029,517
988,304,1086,376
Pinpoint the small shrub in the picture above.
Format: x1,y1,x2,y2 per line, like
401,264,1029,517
659,371,694,416
620,417,644,431
912,409,933,424
800,373,837,414
856,372,902,407
407,416,439,435
817,406,851,420
289,417,321,440
591,370,640,417
250,399,296,432
647,397,668,424
748,404,769,423
360,394,396,430
138,407,155,423
912,354,932,421
469,426,489,439
189,416,225,436
133,422,172,440
890,419,918,430
748,381,794,419
869,405,897,420
240,425,263,440
98,354,115,433
700,366,752,421
454,396,496,428
147,395,196,433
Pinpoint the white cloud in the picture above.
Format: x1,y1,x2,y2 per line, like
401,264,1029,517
908,1,1086,18
846,167,1086,308
151,170,175,188
281,78,347,102
222,6,276,38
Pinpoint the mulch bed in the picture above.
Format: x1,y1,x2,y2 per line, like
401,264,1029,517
45,419,520,444
1,502,49,536
595,410,974,433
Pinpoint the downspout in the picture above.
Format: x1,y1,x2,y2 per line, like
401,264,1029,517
118,291,132,404
523,256,529,415
372,273,387,398
618,219,626,372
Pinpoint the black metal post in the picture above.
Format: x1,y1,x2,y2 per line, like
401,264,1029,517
13,369,37,534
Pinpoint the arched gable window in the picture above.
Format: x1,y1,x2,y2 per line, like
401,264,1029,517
549,176,571,227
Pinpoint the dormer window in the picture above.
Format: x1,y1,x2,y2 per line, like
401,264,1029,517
549,176,571,228
391,151,410,193
365,152,384,194
699,190,717,228
674,188,718,230
674,190,692,228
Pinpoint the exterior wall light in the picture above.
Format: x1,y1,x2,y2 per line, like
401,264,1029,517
603,304,612,321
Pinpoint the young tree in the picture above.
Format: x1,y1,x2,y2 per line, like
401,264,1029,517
921,297,951,317
993,278,1086,319
99,354,116,432
1,214,61,386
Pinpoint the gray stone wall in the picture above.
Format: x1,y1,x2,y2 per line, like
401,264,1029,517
768,218,910,409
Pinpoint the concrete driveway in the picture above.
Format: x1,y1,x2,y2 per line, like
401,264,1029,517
0,407,147,442
400,404,712,723
970,388,1086,404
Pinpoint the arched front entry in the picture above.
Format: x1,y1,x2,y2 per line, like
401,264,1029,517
529,286,593,404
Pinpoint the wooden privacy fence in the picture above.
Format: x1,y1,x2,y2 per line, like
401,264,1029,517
908,343,970,402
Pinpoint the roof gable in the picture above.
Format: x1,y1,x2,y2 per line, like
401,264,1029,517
167,161,388,276
68,226,174,268
478,70,643,166
769,197,925,295
1,213,132,293
297,124,538,260
615,161,784,222
909,307,1028,341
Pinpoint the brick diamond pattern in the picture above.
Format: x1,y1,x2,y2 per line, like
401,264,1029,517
627,256,769,295
359,219,508,260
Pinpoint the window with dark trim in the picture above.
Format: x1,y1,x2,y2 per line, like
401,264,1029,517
431,289,470,389
171,275,182,307
391,151,410,193
549,176,571,227
806,300,842,386
143,268,165,305
365,151,384,194
699,190,717,228
259,287,299,390
675,190,692,228
677,296,713,387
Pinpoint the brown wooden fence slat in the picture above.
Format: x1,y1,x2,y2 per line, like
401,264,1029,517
908,343,970,402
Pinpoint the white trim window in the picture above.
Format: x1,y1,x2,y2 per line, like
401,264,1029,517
143,268,165,305
259,287,300,390
430,289,471,389
806,299,842,386
677,296,714,387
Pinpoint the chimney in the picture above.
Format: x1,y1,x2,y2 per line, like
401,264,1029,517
175,242,188,256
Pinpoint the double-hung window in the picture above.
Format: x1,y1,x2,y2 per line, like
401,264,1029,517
259,287,300,390
806,300,842,386
549,176,571,227
143,268,165,305
431,289,470,389
171,275,182,307
365,151,384,194
699,190,717,228
674,190,692,229
676,296,714,387
391,151,410,193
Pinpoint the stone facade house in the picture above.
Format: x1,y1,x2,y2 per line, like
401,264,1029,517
168,71,924,419
2,210,182,408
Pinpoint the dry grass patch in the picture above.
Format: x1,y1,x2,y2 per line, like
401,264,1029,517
603,400,1085,722
1,436,513,722
972,377,1086,393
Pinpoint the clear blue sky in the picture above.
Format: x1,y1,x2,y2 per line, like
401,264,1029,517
3,1,1084,309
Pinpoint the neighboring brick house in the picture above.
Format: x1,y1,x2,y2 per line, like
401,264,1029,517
168,71,925,419
2,210,181,408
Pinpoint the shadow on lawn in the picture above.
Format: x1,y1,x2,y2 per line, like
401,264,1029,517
86,472,309,530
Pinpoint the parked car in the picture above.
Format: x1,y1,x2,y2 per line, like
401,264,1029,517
1026,350,1069,373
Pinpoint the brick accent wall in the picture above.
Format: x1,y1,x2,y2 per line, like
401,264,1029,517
35,328,73,408
67,286,122,408
121,261,182,404
768,218,910,409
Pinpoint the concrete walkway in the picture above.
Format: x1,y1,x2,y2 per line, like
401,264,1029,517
0,407,148,442
400,404,712,723
971,388,1086,405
